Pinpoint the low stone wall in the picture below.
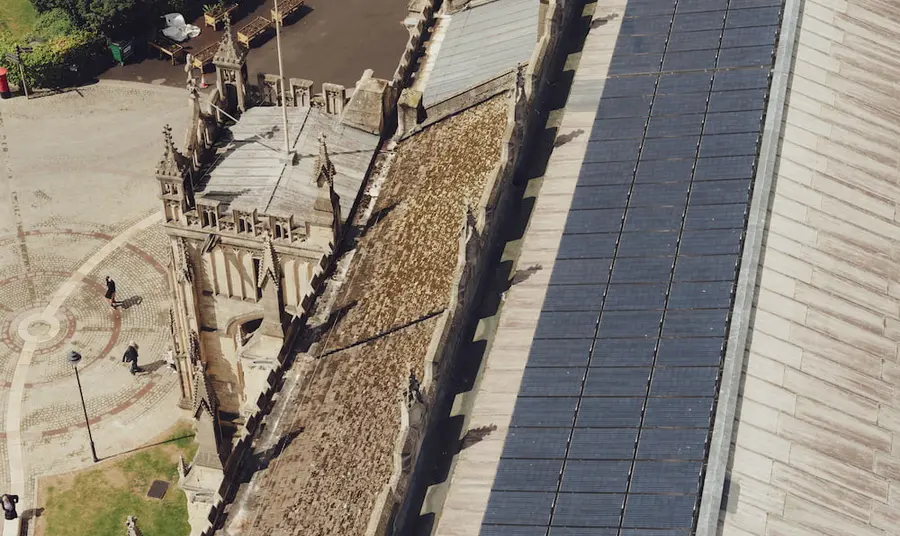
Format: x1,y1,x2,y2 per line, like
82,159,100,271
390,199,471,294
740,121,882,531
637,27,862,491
393,0,442,87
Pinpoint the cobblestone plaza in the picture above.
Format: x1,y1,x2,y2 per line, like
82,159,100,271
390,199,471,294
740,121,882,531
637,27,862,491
0,81,191,526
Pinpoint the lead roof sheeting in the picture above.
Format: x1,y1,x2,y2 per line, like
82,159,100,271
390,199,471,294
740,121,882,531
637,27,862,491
423,0,539,107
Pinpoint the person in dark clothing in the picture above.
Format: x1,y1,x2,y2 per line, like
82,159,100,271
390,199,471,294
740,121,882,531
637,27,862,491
105,276,118,308
122,342,141,374
1,493,18,520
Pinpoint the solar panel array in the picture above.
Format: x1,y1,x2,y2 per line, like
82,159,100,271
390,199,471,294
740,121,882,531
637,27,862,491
479,0,784,533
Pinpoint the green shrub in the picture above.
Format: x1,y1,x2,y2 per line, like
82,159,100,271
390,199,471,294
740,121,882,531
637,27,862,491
0,13,105,89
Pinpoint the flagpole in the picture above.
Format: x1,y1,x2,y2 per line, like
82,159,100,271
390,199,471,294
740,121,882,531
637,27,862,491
274,0,292,160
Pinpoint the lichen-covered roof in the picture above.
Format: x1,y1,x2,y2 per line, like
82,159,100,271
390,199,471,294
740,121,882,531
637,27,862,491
423,0,538,107
196,107,379,226
241,92,512,536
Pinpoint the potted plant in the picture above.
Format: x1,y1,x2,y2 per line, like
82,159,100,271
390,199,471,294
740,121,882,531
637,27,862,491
203,1,235,28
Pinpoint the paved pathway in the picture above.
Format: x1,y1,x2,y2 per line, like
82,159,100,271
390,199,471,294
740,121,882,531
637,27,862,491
0,81,189,534
718,0,900,533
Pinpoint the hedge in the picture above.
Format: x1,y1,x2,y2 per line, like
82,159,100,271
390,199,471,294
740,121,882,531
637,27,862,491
0,9,106,89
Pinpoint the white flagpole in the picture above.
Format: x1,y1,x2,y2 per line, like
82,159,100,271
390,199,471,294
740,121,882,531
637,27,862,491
274,0,291,158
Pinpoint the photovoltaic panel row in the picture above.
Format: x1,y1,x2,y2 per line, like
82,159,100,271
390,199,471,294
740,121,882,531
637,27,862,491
479,0,784,531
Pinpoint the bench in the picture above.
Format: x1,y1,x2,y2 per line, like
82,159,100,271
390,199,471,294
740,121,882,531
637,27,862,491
149,36,185,65
190,42,219,70
271,0,305,25
237,16,272,46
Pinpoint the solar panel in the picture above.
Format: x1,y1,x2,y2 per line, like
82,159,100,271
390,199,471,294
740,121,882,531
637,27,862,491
693,155,756,180
675,0,729,13
636,428,709,459
609,53,665,75
661,49,720,71
655,337,725,366
668,280,735,308
649,366,720,396
678,228,744,255
533,311,602,339
634,158,695,183
641,135,701,160
577,161,638,186
629,461,703,494
621,494,698,528
526,339,594,368
481,0,783,528
520,367,587,397
551,493,625,527
510,397,579,427
724,6,782,28
569,428,640,460
661,308,729,337
584,367,653,395
604,283,669,310
611,256,676,283
591,338,659,367
575,397,646,427
615,231,680,257
721,25,779,48
502,427,573,458
624,205,685,231
597,310,664,339
543,284,606,311
689,177,752,204
564,209,624,234
557,232,619,259
703,110,764,135
645,113,705,138
482,492,556,526
493,459,565,491
560,460,632,492
716,45,775,68
672,10,726,32
590,116,650,140
665,30,722,52
570,185,631,210
629,182,691,207
549,258,614,285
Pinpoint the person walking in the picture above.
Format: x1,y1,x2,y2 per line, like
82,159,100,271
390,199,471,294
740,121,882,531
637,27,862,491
1,493,18,520
122,342,141,374
164,348,178,373
105,276,118,308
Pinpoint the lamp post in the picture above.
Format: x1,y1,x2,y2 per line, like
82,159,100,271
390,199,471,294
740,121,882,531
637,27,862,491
67,351,98,463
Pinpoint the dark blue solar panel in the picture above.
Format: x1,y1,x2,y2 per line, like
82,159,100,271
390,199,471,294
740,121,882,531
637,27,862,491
493,459,565,491
616,231,680,257
543,284,606,311
549,258,614,285
592,338,659,367
520,367,586,397
630,182,691,207
481,0,782,528
570,185,631,209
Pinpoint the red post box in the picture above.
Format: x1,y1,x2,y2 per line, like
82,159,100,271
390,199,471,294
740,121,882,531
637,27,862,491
0,68,10,99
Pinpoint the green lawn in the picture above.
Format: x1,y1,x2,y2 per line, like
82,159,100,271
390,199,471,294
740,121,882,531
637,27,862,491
39,422,199,536
0,0,36,39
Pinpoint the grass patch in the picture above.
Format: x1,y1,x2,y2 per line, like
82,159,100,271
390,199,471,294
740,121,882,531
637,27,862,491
0,0,36,40
38,422,198,536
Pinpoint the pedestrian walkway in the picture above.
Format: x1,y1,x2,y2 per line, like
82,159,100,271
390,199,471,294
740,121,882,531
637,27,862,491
0,81,190,534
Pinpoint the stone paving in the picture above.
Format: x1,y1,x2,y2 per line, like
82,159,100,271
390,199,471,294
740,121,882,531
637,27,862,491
0,81,190,535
